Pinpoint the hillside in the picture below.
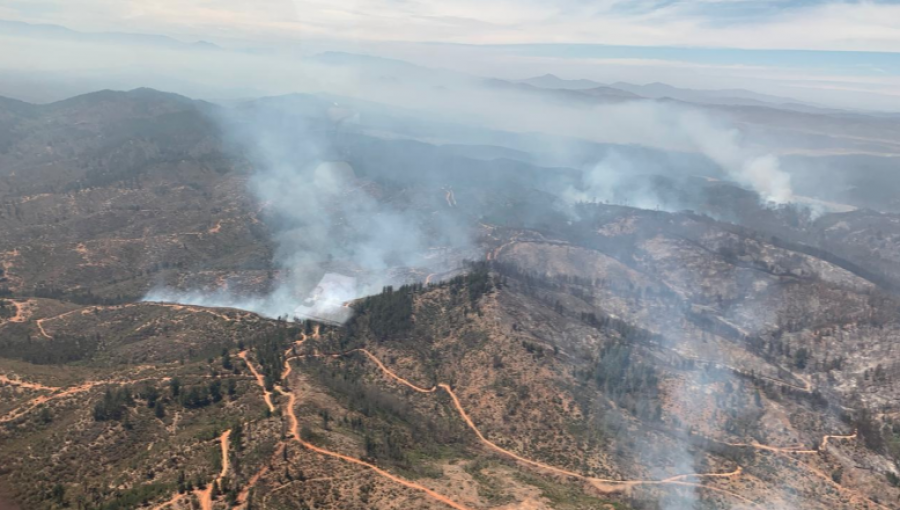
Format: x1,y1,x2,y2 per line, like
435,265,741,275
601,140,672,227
2,89,900,510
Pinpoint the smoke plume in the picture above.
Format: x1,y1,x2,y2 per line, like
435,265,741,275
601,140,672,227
145,102,473,321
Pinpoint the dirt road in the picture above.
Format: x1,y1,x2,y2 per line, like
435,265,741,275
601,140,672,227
238,351,275,413
197,429,231,510
238,336,476,510
280,342,758,507
0,374,59,392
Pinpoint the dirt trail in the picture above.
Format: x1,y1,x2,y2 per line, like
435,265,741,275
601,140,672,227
438,381,585,479
661,345,813,393
261,476,334,509
237,351,275,413
4,300,28,323
273,382,473,510
154,303,248,323
284,342,756,507
0,380,104,423
288,348,435,394
150,431,233,510
149,492,186,510
725,442,817,454
436,380,750,501
755,438,893,510
486,240,515,261
238,328,869,509
231,342,313,508
34,305,118,339
820,431,857,450
0,374,59,392
35,303,249,340
236,443,285,507
197,429,231,510
723,430,856,455
35,319,52,339
0,373,168,423
356,349,437,394
347,351,743,491
238,333,476,510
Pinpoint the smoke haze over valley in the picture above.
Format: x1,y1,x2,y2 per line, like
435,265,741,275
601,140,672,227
140,54,807,321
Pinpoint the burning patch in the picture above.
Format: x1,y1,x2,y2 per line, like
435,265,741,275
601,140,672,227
292,273,357,324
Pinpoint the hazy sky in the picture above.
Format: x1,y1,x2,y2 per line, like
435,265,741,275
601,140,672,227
4,0,900,51
2,0,900,109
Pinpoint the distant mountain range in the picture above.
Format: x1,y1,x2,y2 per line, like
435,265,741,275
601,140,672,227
0,19,872,115
515,73,605,90
516,73,816,110
0,19,222,51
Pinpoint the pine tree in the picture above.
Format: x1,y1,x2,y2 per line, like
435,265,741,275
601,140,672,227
222,348,233,370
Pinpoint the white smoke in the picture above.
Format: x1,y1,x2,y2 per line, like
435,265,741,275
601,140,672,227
144,285,301,320
144,111,471,321
140,55,799,322
562,106,794,210
680,110,793,204
562,150,667,210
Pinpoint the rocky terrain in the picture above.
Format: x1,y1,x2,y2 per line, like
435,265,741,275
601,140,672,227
2,88,900,510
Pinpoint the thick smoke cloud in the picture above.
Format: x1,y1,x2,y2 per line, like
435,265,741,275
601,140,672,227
142,64,798,321
563,105,793,208
680,110,792,204
120,38,826,330
145,102,475,321
313,78,797,206
1,33,798,208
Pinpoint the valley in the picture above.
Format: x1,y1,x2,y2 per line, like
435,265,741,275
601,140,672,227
1,86,900,510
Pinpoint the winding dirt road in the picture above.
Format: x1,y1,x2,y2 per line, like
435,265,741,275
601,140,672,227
0,374,59,392
271,339,759,508
273,381,474,510
241,335,476,510
0,373,170,424
33,303,250,340
237,351,275,413
34,306,109,339
151,327,861,510
434,380,755,505
236,443,285,507
0,380,104,423
820,432,857,450
150,430,233,510
723,430,856,455
4,300,27,324
197,430,231,510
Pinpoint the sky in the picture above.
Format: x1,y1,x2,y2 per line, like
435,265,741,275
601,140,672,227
1,0,900,109
4,0,900,51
